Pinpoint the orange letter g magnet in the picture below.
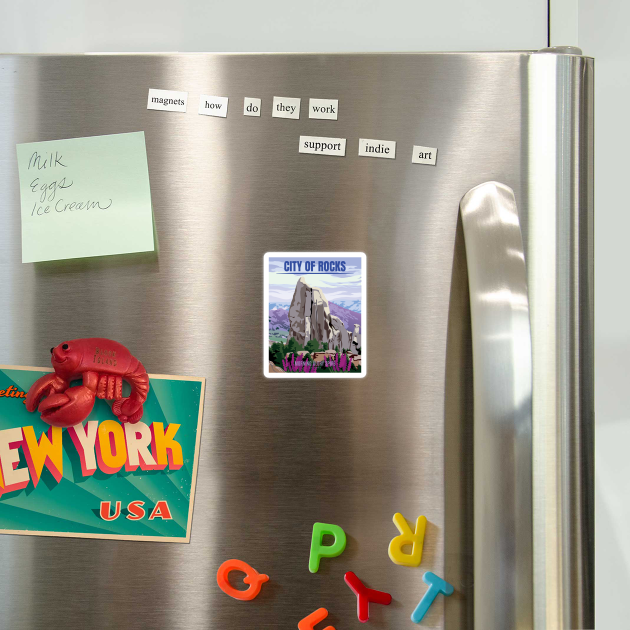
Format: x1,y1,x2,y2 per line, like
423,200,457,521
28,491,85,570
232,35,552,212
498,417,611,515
217,559,269,601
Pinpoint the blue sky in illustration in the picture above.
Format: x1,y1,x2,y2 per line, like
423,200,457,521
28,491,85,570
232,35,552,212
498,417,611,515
268,256,362,303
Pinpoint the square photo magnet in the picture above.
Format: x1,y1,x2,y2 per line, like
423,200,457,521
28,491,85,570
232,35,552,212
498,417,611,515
264,252,366,378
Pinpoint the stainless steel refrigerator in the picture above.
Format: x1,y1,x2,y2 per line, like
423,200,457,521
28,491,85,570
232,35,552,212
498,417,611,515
0,50,593,629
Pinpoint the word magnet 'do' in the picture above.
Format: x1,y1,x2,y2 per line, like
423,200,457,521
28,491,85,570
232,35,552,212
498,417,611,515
388,512,427,566
216,559,269,601
309,522,346,573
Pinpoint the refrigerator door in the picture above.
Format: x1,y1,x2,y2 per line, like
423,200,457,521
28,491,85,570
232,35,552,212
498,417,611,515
0,52,593,629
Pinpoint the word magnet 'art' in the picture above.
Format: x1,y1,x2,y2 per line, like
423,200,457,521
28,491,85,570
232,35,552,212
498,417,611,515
264,252,366,378
0,338,205,542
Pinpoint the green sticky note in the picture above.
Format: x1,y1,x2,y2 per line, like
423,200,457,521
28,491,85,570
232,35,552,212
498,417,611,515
16,132,154,263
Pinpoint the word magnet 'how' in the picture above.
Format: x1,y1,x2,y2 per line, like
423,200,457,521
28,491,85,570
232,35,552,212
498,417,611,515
344,571,392,622
216,559,269,601
388,512,427,567
298,608,335,630
309,522,346,573
411,572,454,624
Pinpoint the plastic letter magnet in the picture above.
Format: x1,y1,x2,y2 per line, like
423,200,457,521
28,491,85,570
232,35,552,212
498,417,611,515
388,512,427,567
410,571,454,623
344,571,392,622
309,522,347,573
216,559,269,601
298,607,335,630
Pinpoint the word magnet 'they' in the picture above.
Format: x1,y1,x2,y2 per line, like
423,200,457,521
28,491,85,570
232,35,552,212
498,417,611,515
388,512,427,567
309,522,347,573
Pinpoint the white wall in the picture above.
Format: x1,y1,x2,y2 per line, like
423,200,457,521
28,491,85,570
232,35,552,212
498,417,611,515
576,1,629,627
0,0,547,53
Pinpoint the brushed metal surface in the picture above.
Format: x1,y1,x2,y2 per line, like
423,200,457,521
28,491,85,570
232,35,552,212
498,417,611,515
0,52,593,629
460,182,533,630
527,52,595,629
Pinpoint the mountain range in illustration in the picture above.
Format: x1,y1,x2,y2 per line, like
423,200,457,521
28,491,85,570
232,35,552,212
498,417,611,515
333,300,361,313
269,300,361,331
270,300,361,314
267,276,361,355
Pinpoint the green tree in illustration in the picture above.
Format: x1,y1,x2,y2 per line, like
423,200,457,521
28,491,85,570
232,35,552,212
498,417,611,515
270,342,285,367
305,339,320,354
286,337,302,355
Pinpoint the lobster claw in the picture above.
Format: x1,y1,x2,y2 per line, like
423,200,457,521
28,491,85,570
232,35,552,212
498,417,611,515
25,373,67,413
37,386,96,428
112,398,144,424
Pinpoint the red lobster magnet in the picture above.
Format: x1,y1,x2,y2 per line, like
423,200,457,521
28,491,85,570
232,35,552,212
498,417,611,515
26,338,149,428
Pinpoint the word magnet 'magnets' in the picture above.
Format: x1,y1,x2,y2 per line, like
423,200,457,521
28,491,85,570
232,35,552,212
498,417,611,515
388,512,427,567
216,559,269,601
309,522,347,573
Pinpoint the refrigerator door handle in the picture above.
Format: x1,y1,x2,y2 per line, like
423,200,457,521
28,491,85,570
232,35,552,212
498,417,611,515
460,181,533,629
